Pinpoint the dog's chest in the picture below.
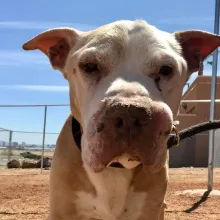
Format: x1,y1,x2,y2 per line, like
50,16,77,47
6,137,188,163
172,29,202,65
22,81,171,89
75,169,146,220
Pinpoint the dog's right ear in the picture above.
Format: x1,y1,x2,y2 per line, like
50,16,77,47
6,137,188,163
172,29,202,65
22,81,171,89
174,30,220,74
22,28,82,74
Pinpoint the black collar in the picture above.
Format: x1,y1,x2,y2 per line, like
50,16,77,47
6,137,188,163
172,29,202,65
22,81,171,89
71,116,125,168
71,116,82,150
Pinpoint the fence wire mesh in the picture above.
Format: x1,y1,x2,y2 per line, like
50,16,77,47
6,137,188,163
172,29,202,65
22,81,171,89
0,105,69,169
0,128,10,166
0,129,59,167
1,124,220,169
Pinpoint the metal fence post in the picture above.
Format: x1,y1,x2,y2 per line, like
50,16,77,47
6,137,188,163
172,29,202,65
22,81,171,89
208,0,220,191
7,130,13,162
41,105,47,174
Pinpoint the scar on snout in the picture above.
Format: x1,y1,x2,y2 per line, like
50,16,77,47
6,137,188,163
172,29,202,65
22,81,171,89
96,123,105,133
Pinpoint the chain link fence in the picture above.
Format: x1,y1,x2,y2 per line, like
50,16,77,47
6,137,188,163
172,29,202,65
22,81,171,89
0,128,59,167
0,127,11,166
2,125,220,169
0,104,220,176
0,104,70,170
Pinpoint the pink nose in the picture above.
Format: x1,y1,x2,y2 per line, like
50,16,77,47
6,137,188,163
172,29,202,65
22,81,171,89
100,105,150,138
95,100,173,140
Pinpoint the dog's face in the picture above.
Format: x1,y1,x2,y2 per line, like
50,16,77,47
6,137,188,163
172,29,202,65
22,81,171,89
23,20,220,173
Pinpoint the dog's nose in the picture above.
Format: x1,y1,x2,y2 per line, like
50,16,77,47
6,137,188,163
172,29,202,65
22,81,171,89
109,106,149,137
94,99,173,139
95,104,161,139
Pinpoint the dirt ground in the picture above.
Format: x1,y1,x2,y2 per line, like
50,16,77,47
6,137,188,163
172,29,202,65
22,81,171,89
0,168,220,220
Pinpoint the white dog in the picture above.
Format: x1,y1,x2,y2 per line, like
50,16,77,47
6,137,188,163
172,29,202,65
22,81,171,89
22,20,220,220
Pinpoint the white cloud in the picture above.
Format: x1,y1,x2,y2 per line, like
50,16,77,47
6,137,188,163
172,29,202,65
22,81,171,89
0,85,69,92
159,16,213,25
0,50,49,66
0,21,96,67
0,21,96,31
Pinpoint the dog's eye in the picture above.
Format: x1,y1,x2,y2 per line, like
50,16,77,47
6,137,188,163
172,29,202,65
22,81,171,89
83,63,99,73
159,66,172,76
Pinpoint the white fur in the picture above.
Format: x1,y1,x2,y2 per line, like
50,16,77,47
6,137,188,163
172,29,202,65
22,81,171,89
75,168,146,220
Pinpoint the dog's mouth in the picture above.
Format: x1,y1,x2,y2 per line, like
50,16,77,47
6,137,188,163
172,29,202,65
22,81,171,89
83,126,178,173
84,125,180,172
107,125,180,169
109,162,125,168
107,153,141,169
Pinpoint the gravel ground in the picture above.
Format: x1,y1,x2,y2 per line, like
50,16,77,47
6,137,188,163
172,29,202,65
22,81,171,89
0,167,220,220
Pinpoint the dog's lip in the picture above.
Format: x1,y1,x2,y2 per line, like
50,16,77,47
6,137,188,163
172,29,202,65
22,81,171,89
109,160,142,168
109,162,125,168
106,153,141,169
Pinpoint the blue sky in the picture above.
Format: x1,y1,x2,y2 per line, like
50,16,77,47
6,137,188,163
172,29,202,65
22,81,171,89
0,0,219,145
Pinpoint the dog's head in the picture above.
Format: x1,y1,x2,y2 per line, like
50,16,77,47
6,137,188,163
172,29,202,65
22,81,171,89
22,20,220,173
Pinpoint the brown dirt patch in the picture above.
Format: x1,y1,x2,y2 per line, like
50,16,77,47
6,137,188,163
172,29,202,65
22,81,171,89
0,168,220,220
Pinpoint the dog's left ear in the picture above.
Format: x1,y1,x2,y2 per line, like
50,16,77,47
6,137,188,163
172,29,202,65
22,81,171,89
22,28,82,75
174,30,220,74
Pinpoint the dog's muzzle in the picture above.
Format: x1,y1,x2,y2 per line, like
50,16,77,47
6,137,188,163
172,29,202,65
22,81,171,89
83,97,173,173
